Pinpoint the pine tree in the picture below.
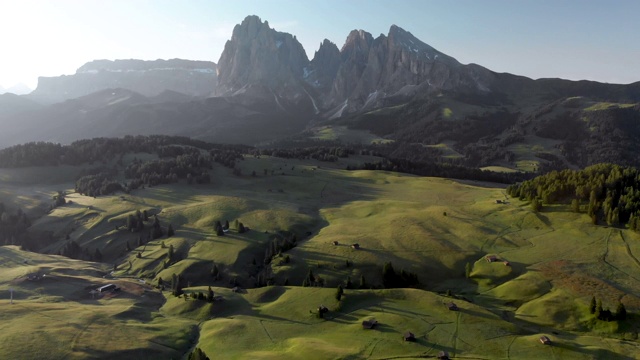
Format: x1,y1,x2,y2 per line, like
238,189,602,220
595,299,603,319
335,284,344,301
616,302,627,320
207,286,214,302
211,264,219,279
360,275,366,289
382,262,397,288
167,224,175,237
168,245,174,261
589,296,596,314
94,248,103,262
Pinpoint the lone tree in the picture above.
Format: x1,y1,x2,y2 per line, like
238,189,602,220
590,296,597,314
167,224,175,237
303,269,315,287
616,302,627,320
211,263,219,279
207,286,214,302
335,284,344,301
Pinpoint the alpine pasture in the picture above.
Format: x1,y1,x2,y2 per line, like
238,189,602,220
1,154,640,359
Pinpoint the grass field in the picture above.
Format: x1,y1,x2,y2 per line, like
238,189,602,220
2,155,640,358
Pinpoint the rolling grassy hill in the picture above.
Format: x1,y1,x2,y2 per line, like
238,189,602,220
2,154,640,358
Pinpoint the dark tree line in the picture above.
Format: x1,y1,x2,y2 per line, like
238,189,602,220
0,204,31,248
507,163,640,228
0,135,252,168
352,158,532,184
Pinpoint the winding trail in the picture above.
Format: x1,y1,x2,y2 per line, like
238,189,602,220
618,230,640,270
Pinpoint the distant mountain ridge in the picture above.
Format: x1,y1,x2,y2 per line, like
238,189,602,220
0,83,32,95
28,59,217,104
1,15,640,171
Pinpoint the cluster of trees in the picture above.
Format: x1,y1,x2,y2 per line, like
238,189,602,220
75,172,124,197
0,204,31,248
263,232,297,265
124,152,212,186
188,286,216,303
507,163,640,227
210,148,247,169
51,191,67,209
302,269,323,287
57,240,103,262
382,262,419,288
589,296,626,321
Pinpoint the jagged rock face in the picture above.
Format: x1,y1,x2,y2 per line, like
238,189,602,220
216,15,309,99
329,30,374,106
306,39,341,91
29,59,217,104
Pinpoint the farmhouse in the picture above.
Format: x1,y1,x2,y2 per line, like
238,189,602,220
351,243,360,249
437,351,450,359
485,255,498,263
362,319,378,329
403,331,416,341
447,302,458,311
97,284,117,293
332,241,339,246
540,335,552,345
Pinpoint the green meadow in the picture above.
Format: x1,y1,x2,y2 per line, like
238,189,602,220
1,154,640,358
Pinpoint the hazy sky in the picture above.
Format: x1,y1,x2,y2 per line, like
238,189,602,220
1,0,639,90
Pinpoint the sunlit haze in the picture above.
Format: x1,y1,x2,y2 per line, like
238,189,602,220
1,0,639,90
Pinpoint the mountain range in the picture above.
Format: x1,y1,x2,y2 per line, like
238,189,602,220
1,15,639,170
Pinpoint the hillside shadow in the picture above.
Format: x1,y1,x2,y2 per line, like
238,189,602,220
550,340,634,359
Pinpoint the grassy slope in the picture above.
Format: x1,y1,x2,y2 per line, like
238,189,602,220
0,246,195,360
2,155,640,358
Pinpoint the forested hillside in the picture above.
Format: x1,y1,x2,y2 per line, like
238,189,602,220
507,163,640,228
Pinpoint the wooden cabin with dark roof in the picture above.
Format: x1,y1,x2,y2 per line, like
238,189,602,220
362,319,378,329
539,335,552,345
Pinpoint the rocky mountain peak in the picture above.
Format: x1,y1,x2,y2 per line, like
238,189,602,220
216,15,309,98
307,39,341,90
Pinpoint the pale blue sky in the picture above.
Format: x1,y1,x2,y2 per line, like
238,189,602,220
1,0,638,89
